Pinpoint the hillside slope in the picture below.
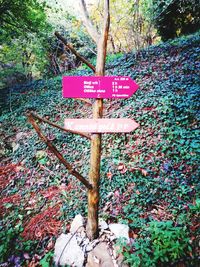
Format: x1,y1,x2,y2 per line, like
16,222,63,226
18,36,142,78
0,33,199,266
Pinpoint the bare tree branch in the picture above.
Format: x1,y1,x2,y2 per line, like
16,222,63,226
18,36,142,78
27,113,92,190
29,112,91,140
79,0,100,44
55,31,96,72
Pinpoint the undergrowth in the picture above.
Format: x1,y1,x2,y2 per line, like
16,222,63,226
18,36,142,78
0,33,199,266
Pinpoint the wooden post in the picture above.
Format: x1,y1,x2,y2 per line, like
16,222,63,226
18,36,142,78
87,99,103,239
82,0,110,240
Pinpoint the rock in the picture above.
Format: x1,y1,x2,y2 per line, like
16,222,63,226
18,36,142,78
12,142,20,152
54,233,84,267
76,235,84,245
109,224,130,242
90,239,100,247
70,214,84,234
108,234,116,242
99,219,108,230
99,234,107,242
86,242,114,267
86,244,93,252
16,132,27,141
83,238,90,246
106,192,114,198
80,229,87,238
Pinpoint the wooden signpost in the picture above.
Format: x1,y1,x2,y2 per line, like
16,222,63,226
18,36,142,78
27,0,139,241
63,73,139,240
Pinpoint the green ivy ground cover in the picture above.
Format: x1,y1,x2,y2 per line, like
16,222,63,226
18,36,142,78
0,32,199,266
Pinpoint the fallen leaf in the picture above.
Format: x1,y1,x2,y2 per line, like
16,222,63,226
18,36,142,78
107,172,113,179
141,169,148,176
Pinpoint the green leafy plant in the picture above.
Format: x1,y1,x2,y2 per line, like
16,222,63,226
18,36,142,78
117,221,191,267
148,221,191,262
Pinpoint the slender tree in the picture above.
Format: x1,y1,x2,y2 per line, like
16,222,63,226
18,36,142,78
79,0,110,240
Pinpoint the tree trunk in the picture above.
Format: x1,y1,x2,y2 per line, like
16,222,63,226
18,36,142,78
86,0,110,240
87,99,103,239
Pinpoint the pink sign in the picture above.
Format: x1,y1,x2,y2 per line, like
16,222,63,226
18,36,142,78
64,118,139,133
62,76,139,99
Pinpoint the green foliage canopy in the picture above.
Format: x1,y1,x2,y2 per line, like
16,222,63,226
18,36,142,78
0,0,53,87
152,0,200,40
0,0,50,42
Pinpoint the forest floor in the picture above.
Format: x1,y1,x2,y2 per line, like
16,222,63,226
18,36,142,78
0,32,199,267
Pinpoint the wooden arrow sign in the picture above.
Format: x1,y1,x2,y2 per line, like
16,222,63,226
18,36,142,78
64,118,139,133
62,76,139,99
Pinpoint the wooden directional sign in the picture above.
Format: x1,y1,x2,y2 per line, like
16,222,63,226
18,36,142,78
64,118,139,133
62,76,139,99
